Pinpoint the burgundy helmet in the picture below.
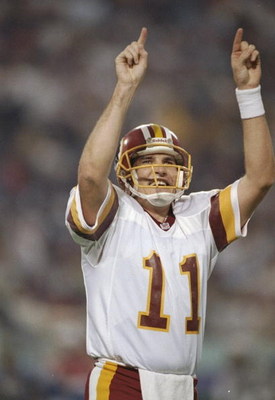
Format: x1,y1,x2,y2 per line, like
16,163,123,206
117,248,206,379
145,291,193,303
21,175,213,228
115,123,193,203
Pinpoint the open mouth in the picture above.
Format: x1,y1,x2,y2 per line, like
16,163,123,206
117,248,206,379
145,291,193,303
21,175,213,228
149,180,169,187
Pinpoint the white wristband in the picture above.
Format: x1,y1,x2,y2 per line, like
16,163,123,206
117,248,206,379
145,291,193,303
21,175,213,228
235,85,265,119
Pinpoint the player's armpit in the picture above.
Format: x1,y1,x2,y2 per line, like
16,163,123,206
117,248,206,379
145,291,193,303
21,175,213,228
237,175,270,228
78,176,110,227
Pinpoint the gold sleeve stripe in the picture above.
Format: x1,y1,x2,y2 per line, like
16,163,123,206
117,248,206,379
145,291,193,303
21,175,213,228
70,195,86,233
219,185,237,244
209,185,237,252
96,361,118,400
92,187,117,234
70,186,117,236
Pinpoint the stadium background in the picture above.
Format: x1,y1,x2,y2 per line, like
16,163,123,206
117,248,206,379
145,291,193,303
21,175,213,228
0,1,274,399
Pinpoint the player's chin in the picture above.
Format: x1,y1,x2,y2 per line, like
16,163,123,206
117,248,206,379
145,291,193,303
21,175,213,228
142,187,175,195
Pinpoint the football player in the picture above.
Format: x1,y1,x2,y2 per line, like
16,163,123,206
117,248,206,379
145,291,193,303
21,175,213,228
65,27,274,400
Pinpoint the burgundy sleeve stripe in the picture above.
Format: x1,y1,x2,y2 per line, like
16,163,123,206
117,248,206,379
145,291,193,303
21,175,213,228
209,185,237,252
88,195,118,240
209,193,229,251
67,208,79,233
67,187,119,241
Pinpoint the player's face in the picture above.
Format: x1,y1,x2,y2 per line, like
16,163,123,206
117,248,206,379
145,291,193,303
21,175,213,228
133,153,178,195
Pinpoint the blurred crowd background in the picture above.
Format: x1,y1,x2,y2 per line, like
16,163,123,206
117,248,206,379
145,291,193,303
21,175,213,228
0,1,274,399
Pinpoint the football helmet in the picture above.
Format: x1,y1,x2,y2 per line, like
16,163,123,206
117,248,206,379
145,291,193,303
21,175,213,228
115,123,193,206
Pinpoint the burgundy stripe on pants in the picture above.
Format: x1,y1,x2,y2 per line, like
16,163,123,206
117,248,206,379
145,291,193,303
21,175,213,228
85,361,198,400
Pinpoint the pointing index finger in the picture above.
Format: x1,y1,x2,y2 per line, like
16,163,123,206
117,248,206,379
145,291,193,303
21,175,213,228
232,28,243,53
137,27,148,46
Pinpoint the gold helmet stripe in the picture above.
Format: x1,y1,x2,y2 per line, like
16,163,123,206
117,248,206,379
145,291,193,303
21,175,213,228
151,124,164,138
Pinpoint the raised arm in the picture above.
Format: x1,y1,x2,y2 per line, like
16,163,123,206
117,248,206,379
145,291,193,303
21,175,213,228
231,28,275,227
78,27,148,225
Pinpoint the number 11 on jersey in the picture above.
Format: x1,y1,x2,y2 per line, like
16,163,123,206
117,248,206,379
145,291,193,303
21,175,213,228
138,251,201,334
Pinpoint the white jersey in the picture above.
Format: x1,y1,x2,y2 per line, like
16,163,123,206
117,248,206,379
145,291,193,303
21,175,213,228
65,180,247,375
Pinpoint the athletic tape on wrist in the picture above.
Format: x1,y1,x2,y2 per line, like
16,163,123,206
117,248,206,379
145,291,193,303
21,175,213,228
235,85,265,119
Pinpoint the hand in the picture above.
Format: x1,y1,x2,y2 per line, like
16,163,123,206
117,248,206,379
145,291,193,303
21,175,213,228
115,27,148,87
231,28,261,89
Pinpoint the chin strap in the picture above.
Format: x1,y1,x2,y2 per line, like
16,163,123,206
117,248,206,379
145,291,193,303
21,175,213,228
124,181,184,206
145,192,183,206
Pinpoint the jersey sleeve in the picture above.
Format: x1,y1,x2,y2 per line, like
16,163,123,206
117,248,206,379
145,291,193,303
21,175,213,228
65,180,119,246
209,179,248,252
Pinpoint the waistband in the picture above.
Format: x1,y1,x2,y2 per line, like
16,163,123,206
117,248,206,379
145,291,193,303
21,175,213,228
88,360,198,400
94,358,198,383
